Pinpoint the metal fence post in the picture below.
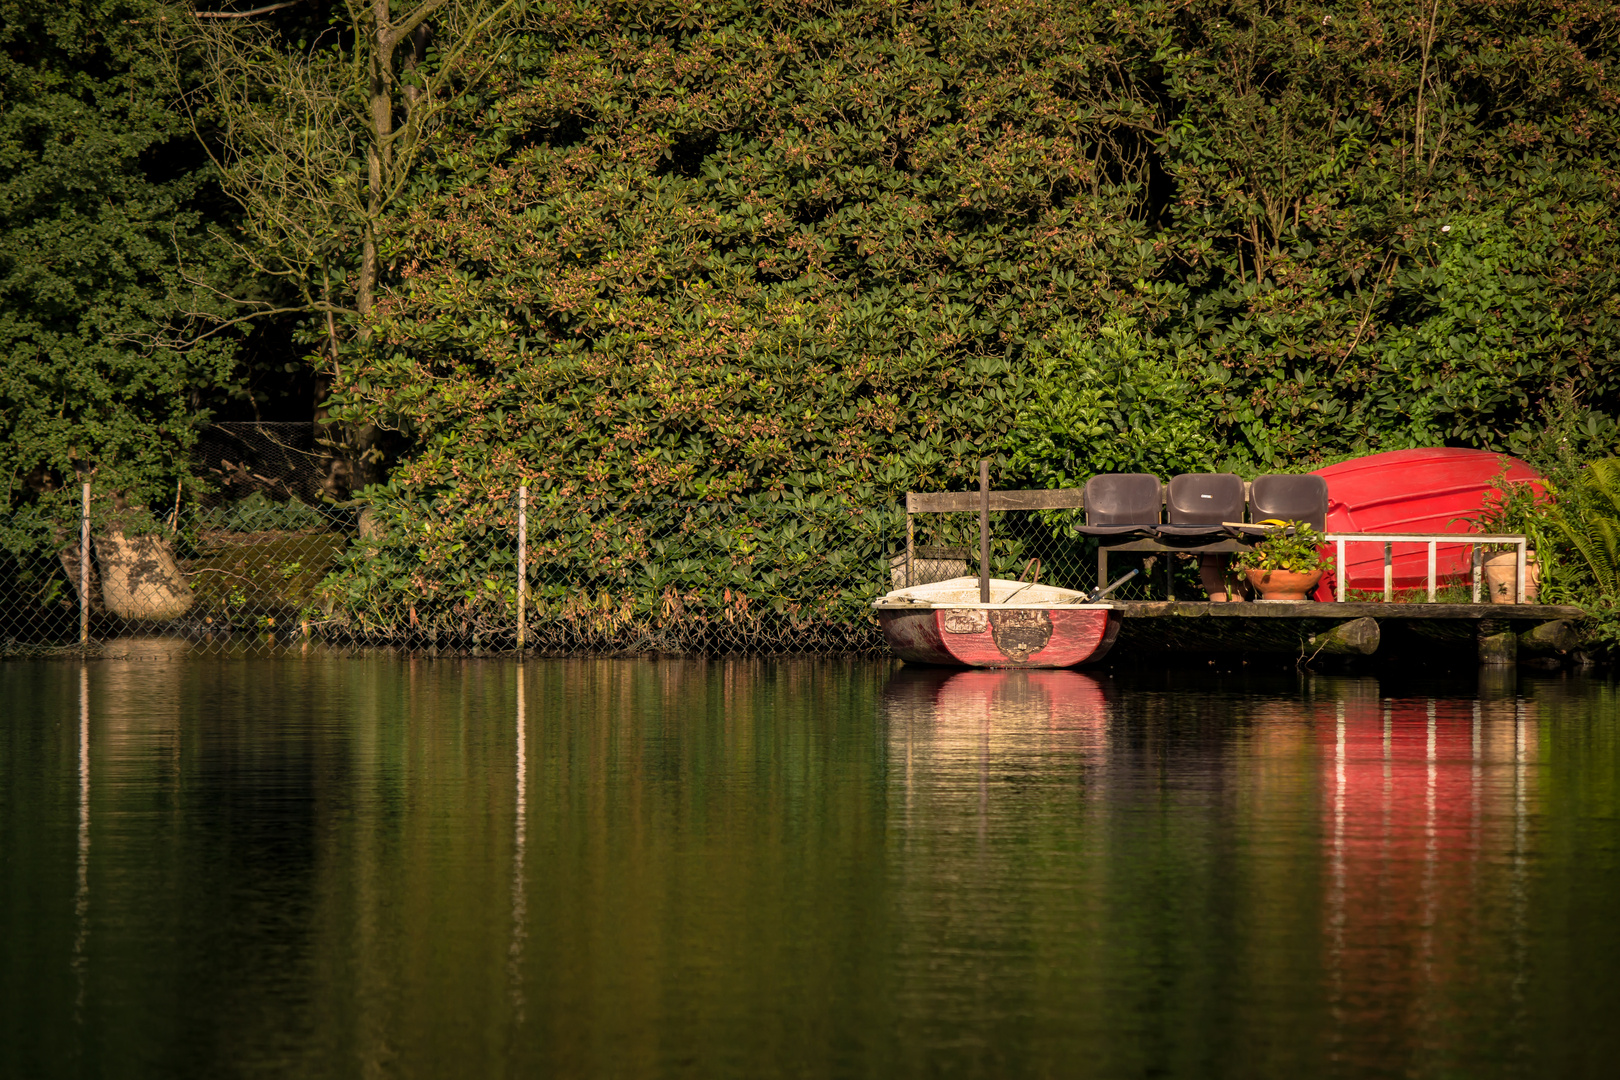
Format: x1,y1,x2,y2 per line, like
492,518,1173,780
79,482,90,647
978,460,990,603
516,484,527,651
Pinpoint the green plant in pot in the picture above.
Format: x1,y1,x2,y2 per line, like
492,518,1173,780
1235,523,1333,601
1461,468,1553,604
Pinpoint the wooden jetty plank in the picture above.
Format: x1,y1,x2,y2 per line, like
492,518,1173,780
907,489,1085,513
1115,601,1582,621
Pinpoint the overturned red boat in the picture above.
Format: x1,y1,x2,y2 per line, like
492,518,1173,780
1311,447,1544,598
873,576,1120,668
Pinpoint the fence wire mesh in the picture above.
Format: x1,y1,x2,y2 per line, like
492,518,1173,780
3,504,1201,661
900,507,1202,603
7,427,1242,659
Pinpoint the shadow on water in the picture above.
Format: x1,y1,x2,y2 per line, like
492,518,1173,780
1,654,1617,1078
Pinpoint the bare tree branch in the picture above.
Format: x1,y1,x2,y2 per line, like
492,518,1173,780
385,0,452,51
194,0,309,18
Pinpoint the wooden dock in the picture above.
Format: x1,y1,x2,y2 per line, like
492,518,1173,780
1111,601,1584,664
900,472,1585,665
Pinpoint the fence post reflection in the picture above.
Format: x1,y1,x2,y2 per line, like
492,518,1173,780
509,666,528,1025
73,663,90,1025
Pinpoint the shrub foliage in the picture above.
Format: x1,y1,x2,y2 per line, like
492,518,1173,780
306,0,1620,642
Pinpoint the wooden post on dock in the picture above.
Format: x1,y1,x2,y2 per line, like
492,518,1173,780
1478,618,1516,666
516,485,528,652
79,482,90,647
978,460,990,604
905,509,914,589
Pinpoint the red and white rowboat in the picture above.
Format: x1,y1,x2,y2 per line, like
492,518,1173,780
873,576,1121,668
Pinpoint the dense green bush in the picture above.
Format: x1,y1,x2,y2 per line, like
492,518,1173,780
304,0,1620,641
1006,316,1224,490
0,0,246,511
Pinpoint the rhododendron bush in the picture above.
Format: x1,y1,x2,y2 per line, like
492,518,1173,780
317,0,1620,645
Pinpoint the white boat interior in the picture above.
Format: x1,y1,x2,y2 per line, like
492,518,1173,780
873,576,1108,609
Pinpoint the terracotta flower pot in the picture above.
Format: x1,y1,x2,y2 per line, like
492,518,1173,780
1483,550,1540,604
1245,567,1323,601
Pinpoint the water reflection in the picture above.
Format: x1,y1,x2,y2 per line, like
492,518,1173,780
876,666,1567,1076
73,664,89,1026
1313,682,1539,1071
3,657,1616,1079
884,668,1111,845
509,664,528,1026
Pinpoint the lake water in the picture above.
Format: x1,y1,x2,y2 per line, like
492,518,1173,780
3,647,1618,1078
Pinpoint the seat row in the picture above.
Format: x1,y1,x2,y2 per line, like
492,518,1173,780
1077,473,1328,540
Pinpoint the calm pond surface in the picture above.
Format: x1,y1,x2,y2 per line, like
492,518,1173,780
3,646,1618,1078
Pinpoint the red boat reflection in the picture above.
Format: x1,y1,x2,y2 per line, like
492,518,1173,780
883,666,1111,733
1316,684,1537,1057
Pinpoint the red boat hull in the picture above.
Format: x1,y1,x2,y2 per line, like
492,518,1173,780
883,666,1112,731
878,606,1120,668
1311,448,1543,598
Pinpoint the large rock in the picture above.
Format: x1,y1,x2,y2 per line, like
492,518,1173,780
1307,617,1381,656
94,532,195,621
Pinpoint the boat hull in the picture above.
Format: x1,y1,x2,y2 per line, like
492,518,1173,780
878,605,1120,668
1311,448,1544,598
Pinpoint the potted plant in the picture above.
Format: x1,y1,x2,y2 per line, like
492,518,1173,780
1235,523,1332,601
1462,469,1551,604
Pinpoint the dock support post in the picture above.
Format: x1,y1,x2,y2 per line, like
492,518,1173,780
978,460,990,604
516,485,527,652
1098,547,1107,595
1307,617,1381,657
1383,541,1393,602
1165,552,1175,601
1519,620,1577,656
1335,538,1345,601
1516,540,1526,604
1472,546,1482,604
79,481,90,647
1427,540,1437,603
1479,618,1516,666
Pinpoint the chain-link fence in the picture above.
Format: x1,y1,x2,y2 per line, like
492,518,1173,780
5,429,1207,659
0,507,1179,661
898,505,1198,603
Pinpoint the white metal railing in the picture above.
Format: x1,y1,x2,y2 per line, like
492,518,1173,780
1324,533,1529,604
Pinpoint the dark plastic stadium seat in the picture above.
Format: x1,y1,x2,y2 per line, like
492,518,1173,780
1076,473,1163,536
1155,473,1245,538
1234,473,1329,534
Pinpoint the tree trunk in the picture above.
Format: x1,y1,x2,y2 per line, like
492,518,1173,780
94,532,195,621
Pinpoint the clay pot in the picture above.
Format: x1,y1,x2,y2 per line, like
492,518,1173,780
1245,567,1323,601
1483,550,1540,604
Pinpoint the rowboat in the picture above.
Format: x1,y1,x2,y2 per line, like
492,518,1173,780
873,576,1121,668
1311,447,1544,597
